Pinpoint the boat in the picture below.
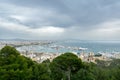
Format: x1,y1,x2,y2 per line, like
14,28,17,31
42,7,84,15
78,47,87,51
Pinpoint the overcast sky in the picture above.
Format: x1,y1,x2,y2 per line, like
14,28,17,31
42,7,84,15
0,0,120,40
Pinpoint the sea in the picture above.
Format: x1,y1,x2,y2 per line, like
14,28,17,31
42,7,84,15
17,40,120,55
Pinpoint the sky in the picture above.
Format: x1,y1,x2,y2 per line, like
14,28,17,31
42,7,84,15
0,0,120,40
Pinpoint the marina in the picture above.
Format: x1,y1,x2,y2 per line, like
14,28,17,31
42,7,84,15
1,40,120,63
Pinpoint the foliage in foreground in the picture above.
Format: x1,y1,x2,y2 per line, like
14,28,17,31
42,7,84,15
0,46,120,80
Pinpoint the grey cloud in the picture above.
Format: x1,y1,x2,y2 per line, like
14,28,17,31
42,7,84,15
1,0,120,40
0,27,27,39
2,0,120,28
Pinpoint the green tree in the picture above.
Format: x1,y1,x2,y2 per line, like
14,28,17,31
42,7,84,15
0,46,34,80
0,46,20,65
0,46,20,57
72,68,95,80
50,52,83,80
32,63,51,80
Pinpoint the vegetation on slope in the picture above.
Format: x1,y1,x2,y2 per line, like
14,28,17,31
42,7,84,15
0,46,120,80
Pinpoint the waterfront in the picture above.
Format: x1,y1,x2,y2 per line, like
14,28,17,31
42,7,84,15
16,40,120,54
1,40,120,62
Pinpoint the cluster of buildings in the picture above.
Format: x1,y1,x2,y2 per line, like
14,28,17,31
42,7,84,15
20,51,60,63
0,40,54,47
0,40,54,50
19,50,120,63
79,51,120,63
0,40,120,63
79,52,110,63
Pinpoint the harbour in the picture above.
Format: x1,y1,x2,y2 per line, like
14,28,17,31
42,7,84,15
1,40,120,63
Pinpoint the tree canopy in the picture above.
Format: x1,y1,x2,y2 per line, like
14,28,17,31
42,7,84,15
0,46,120,80
50,52,83,80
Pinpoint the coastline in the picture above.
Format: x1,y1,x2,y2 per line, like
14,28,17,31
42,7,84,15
1,40,120,63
